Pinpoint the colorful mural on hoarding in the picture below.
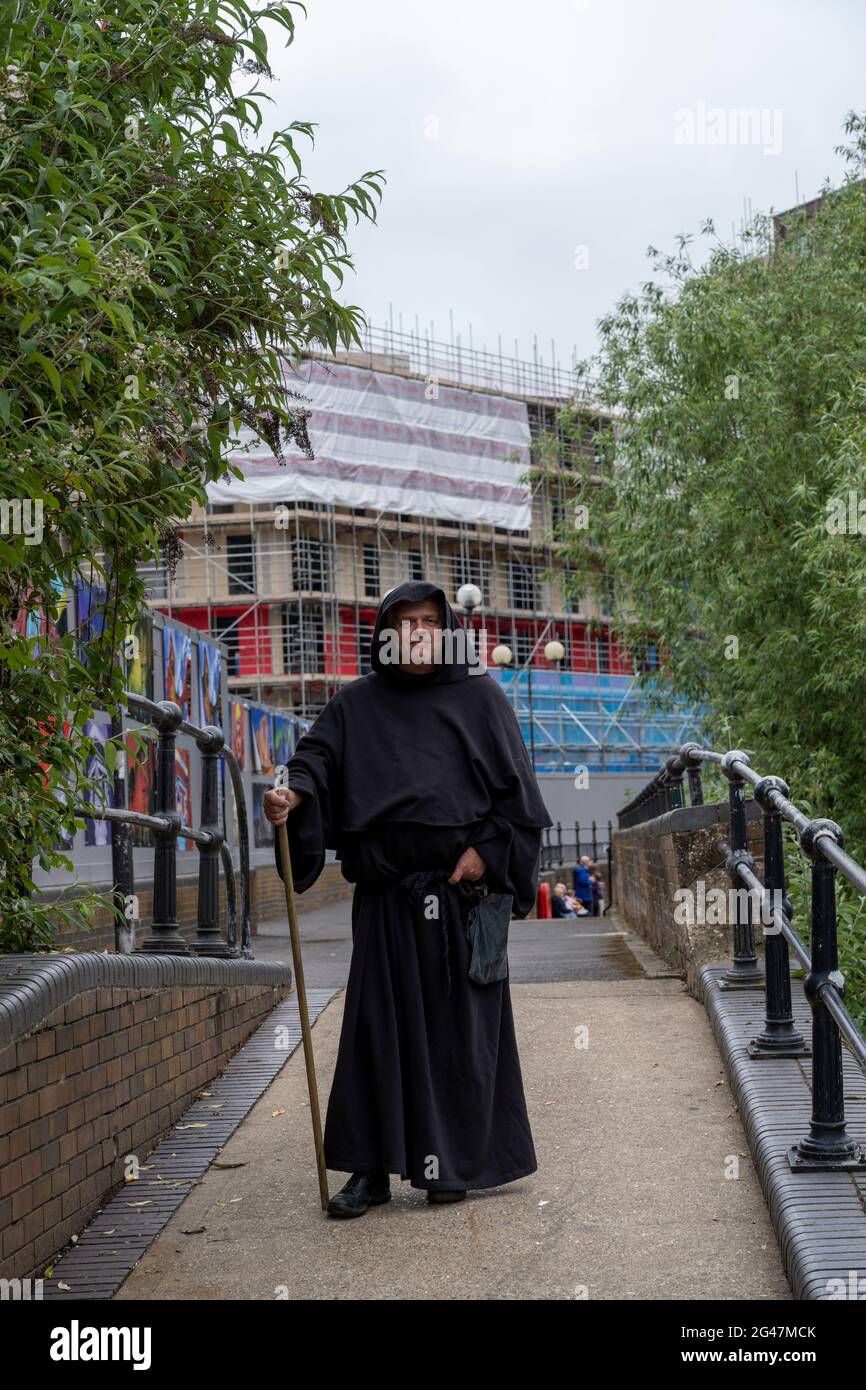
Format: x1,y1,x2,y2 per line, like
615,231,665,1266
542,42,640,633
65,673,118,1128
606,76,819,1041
164,627,192,719
249,708,274,776
199,640,222,727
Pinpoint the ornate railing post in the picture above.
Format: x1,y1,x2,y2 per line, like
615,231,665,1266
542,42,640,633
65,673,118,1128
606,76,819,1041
789,819,864,1169
720,750,763,989
688,767,704,805
110,711,135,954
665,755,684,810
191,726,235,958
749,776,808,1057
679,742,704,806
139,700,189,954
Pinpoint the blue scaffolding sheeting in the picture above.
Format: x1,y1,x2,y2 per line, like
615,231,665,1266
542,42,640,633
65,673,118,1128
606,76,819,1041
489,669,702,774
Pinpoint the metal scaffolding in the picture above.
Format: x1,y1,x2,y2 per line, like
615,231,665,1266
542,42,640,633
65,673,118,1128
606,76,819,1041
137,326,694,764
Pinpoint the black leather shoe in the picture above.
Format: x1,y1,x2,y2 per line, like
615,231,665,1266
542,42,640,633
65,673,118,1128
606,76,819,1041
427,1189,467,1203
327,1170,391,1218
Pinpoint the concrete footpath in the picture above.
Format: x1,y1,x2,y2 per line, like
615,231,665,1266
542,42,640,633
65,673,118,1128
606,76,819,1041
115,904,790,1301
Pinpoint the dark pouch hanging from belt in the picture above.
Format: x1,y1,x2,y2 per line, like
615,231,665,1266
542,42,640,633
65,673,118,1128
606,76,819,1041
465,887,513,984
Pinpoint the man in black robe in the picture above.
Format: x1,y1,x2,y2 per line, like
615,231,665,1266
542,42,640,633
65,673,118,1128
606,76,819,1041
264,580,552,1217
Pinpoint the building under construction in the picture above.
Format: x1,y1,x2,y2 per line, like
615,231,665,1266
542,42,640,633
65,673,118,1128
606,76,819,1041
138,325,698,783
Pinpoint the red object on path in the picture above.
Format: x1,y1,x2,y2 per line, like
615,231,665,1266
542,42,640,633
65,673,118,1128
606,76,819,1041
536,881,552,919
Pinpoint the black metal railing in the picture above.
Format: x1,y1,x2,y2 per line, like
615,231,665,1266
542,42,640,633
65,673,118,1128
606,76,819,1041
617,747,704,828
540,819,612,871
540,819,614,913
618,741,866,1172
76,694,252,959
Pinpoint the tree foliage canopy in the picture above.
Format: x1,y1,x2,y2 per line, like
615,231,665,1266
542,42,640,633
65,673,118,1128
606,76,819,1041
563,116,866,839
558,116,866,1019
0,0,383,948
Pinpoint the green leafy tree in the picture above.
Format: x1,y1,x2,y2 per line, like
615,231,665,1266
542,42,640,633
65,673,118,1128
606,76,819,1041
557,115,866,1022
0,0,383,949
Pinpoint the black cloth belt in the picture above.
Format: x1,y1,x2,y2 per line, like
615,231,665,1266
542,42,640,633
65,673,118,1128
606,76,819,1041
399,869,480,997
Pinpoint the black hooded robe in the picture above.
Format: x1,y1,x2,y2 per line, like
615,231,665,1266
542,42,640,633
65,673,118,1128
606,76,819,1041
275,582,552,1192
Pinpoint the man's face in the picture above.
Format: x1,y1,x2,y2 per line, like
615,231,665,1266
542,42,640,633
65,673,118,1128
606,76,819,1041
385,598,444,674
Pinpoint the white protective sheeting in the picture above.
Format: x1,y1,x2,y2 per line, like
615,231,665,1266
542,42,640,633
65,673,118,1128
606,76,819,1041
206,359,532,531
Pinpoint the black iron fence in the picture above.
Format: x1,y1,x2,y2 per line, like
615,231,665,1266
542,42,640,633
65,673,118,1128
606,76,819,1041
617,749,704,828
618,741,866,1172
540,820,612,870
75,693,252,958
540,820,614,914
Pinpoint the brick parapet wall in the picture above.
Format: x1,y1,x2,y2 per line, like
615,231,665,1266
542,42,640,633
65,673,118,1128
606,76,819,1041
0,954,292,1280
47,861,352,953
252,861,350,922
612,799,765,991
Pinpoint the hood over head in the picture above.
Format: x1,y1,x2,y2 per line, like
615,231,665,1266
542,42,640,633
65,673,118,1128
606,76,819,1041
280,577,553,899
370,580,476,684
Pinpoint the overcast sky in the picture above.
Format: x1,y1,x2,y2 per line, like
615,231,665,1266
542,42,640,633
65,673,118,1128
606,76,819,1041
261,0,864,373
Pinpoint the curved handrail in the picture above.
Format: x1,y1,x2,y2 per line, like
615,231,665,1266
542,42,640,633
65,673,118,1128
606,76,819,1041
74,803,215,846
616,738,866,1173
220,841,238,951
124,690,251,954
221,747,251,956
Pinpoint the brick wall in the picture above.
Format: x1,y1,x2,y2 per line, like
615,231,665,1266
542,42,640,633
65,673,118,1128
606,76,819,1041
0,956,291,1280
613,799,765,991
252,861,351,920
51,860,352,952
53,876,233,953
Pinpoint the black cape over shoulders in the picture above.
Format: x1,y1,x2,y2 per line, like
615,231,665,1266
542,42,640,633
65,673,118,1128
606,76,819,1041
274,581,553,1191
278,581,552,914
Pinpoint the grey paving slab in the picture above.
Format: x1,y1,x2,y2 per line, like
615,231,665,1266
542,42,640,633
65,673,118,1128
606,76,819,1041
110,908,790,1301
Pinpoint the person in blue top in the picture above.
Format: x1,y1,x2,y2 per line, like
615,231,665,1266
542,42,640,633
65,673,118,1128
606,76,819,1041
573,856,594,913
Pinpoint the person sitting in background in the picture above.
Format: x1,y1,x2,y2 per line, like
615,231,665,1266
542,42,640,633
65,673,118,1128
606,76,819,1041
551,882,576,918
573,856,594,914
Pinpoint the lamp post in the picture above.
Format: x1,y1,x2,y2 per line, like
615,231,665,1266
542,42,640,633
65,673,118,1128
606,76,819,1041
456,581,483,671
492,638,564,774
456,582,482,629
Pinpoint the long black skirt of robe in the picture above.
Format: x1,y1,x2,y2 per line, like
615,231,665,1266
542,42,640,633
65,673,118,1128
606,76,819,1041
320,821,538,1192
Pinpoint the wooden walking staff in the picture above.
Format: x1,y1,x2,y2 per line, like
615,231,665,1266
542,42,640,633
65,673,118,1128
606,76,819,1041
277,821,329,1211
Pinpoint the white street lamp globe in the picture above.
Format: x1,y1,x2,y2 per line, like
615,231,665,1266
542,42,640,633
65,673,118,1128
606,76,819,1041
491,644,513,666
544,639,566,663
457,583,483,611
